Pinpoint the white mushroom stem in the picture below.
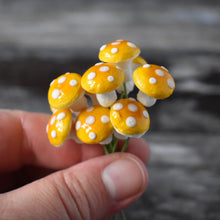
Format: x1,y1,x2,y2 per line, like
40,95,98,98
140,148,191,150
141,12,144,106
137,90,157,107
96,90,117,107
112,58,134,82
113,130,127,140
131,63,141,73
69,94,88,112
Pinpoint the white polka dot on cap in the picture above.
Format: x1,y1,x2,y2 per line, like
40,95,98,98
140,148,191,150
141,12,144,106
126,116,136,127
161,66,169,72
95,62,103,66
87,72,96,80
143,64,151,68
101,115,110,123
149,77,157,84
50,116,56,125
111,42,121,45
58,76,66,84
100,66,110,72
128,103,138,112
111,48,118,54
75,121,81,130
108,76,114,82
57,112,66,120
52,89,61,99
89,132,96,140
143,110,149,118
100,44,106,51
51,130,57,138
155,69,165,76
86,116,95,125
69,79,78,86
167,78,175,89
127,42,136,48
113,103,123,111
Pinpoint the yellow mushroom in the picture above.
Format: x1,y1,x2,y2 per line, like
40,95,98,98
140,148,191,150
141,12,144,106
99,40,140,83
46,108,73,147
133,64,175,107
110,99,150,138
75,105,114,144
48,72,87,112
81,63,124,107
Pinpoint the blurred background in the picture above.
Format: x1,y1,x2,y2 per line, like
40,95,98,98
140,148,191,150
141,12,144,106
0,0,220,219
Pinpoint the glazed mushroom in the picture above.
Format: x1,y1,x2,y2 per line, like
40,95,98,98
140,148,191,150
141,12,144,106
133,64,175,107
99,40,140,83
81,62,124,107
48,72,87,112
110,98,150,138
75,105,114,144
46,108,73,147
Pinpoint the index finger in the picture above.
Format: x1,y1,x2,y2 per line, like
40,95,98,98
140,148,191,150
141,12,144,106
0,110,149,172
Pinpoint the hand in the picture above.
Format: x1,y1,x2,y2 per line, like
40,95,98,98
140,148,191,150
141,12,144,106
0,110,149,220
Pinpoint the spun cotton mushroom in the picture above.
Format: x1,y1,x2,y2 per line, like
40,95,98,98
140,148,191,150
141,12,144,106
99,40,140,83
133,64,175,107
81,63,124,107
48,72,88,112
110,98,150,138
46,108,73,147
75,105,114,144
45,40,176,220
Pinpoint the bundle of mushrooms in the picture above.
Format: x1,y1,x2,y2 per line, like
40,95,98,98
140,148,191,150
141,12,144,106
46,40,175,152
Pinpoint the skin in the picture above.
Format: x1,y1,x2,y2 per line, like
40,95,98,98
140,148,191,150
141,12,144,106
0,110,150,220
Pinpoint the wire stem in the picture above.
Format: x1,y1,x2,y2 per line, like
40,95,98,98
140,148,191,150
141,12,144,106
123,82,128,98
121,137,130,152
120,210,126,220
103,145,109,154
119,82,128,99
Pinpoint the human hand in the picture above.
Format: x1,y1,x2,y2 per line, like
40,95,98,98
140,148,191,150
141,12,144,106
0,110,149,220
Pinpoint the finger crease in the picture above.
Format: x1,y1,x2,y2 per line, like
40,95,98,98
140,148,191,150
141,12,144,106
53,180,72,220
62,172,91,220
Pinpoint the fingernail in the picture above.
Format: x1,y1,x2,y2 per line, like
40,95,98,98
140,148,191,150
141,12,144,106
102,156,147,201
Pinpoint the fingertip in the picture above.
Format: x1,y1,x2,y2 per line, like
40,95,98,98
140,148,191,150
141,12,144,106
101,153,148,215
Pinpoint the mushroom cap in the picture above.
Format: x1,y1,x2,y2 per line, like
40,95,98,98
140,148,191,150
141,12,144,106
48,73,84,110
75,105,114,144
81,63,124,94
133,64,175,99
47,108,73,147
133,55,147,65
110,99,150,136
99,40,140,63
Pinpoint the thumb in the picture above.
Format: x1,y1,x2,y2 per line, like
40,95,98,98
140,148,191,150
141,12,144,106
0,153,148,220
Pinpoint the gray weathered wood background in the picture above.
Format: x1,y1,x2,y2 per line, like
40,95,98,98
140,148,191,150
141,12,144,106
0,0,220,219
